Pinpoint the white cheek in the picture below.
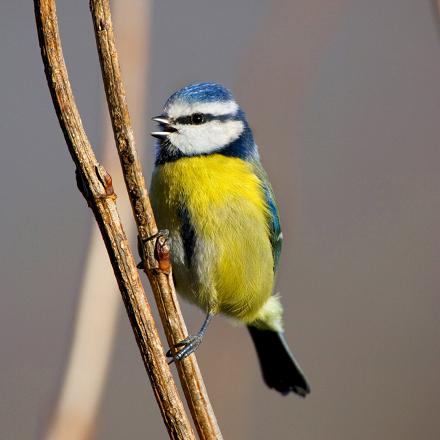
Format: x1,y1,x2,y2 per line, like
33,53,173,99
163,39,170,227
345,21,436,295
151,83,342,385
170,120,244,155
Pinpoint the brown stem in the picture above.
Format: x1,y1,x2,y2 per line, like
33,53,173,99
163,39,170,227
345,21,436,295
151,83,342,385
88,1,223,439
34,1,195,439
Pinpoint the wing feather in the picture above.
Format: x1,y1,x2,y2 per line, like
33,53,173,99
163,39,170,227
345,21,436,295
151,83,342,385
252,160,283,273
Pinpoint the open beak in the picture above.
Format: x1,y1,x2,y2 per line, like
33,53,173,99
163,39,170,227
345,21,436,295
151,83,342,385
152,116,170,125
151,115,177,139
151,131,171,140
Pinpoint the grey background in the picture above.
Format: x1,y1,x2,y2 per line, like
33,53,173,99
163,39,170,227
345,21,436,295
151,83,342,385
1,0,440,438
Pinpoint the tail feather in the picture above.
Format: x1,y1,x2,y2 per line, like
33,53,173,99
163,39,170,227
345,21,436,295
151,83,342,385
248,326,311,397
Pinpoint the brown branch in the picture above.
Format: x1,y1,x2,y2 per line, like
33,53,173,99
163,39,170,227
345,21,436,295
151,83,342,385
34,1,195,439
88,1,223,439
45,3,151,438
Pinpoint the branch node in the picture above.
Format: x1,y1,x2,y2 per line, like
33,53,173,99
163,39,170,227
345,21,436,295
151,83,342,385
137,231,170,272
155,233,171,275
95,164,116,198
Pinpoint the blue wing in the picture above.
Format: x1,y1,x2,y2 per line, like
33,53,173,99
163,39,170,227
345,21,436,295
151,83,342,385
252,160,283,273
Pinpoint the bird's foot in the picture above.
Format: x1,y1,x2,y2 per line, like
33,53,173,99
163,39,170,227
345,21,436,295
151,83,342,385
142,229,169,244
166,334,202,363
166,313,213,364
136,229,170,268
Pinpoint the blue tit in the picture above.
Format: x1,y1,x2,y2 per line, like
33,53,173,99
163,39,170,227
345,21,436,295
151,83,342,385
150,82,310,396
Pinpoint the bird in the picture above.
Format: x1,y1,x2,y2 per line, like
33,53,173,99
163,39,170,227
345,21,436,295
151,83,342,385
149,82,310,397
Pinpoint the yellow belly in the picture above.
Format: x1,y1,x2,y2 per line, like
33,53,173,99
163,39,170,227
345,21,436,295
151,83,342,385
150,154,274,323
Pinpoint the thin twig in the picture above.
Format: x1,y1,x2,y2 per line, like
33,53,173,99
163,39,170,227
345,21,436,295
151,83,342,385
45,2,150,438
88,1,223,439
34,1,195,439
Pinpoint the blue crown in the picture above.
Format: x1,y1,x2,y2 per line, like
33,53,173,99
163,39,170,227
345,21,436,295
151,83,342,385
165,82,235,107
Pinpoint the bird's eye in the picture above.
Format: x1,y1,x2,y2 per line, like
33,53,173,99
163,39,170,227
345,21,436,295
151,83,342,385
191,113,205,125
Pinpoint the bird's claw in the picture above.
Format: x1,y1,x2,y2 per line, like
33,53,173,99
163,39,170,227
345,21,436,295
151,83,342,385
146,229,169,243
166,335,202,364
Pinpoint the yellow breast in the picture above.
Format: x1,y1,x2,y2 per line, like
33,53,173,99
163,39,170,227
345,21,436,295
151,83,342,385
150,154,274,323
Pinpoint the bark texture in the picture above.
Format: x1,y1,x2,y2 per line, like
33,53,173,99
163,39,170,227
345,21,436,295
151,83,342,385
34,1,195,438
89,1,223,439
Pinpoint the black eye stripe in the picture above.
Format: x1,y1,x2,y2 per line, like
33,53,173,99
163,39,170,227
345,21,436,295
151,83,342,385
174,113,236,125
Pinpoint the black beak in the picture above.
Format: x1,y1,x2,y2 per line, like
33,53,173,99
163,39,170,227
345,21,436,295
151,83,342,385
151,131,170,140
151,115,177,139
152,116,170,125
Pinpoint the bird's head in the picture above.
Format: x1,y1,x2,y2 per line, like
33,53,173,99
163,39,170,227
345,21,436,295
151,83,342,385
152,82,256,164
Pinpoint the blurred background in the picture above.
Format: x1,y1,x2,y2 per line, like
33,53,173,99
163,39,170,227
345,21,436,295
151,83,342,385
1,0,440,439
